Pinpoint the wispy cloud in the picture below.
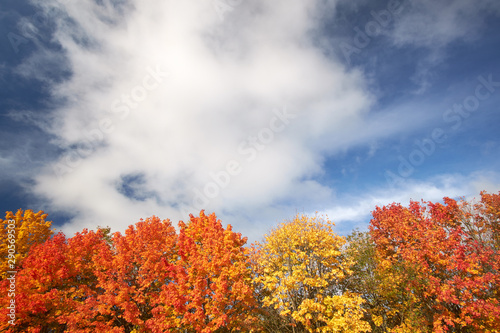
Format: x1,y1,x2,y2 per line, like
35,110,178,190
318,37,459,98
321,170,500,234
387,0,500,93
390,0,500,48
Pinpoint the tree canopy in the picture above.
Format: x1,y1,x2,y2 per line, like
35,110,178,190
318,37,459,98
1,191,499,332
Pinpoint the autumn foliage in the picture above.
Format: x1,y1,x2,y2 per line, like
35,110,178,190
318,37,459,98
369,191,500,332
1,191,499,332
252,214,369,332
0,209,52,280
0,211,256,332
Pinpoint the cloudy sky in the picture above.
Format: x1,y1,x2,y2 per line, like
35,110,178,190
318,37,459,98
1,0,500,242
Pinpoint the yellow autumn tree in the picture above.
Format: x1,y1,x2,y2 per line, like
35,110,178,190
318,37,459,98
0,209,53,279
252,214,370,333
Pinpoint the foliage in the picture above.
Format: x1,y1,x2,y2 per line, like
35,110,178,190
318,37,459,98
155,211,258,332
0,229,112,332
253,214,370,333
370,191,500,332
1,192,498,332
340,230,401,332
0,211,257,332
0,209,53,280
93,216,178,332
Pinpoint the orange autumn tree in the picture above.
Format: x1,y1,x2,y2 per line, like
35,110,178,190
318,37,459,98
156,210,258,332
370,191,500,332
0,209,52,280
93,216,178,332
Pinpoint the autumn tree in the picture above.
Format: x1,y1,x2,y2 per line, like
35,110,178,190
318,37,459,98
253,214,370,333
340,230,390,332
0,229,113,332
93,216,178,332
0,209,53,280
342,228,431,333
370,192,500,332
156,210,258,332
450,190,500,250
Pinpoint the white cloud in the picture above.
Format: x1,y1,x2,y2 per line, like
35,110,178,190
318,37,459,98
17,0,376,237
16,0,498,241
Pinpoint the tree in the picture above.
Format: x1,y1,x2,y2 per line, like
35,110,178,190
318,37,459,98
0,229,113,332
0,209,53,280
156,210,258,332
93,216,178,332
370,192,500,332
451,191,500,250
341,230,398,332
253,214,370,333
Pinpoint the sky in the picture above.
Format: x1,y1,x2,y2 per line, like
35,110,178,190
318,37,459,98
1,0,500,242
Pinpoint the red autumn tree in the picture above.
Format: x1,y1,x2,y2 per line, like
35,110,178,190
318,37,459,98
0,229,113,332
370,191,500,332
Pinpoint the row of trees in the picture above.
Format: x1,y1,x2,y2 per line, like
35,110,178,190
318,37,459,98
1,191,499,332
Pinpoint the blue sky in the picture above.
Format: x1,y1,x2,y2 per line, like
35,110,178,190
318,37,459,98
1,0,499,241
